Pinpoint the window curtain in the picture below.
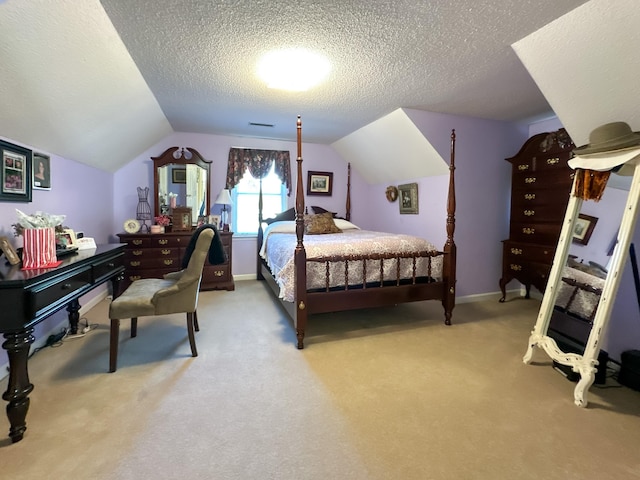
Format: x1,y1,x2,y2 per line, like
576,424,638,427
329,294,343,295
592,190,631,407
226,148,292,195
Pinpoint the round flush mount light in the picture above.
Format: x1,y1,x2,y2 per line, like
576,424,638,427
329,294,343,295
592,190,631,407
257,48,331,92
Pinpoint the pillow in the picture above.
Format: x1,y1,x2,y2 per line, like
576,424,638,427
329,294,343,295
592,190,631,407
265,207,296,225
304,213,342,235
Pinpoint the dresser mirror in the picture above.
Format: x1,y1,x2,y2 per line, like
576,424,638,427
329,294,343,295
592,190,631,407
152,147,212,226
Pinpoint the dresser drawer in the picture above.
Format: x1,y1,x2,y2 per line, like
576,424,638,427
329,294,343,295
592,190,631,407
125,256,180,270
152,236,187,248
202,263,230,284
509,222,562,245
510,202,569,224
125,236,152,248
125,247,180,260
503,241,555,265
512,169,573,190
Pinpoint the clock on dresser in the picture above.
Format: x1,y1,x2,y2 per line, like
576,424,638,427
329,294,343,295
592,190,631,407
116,230,234,295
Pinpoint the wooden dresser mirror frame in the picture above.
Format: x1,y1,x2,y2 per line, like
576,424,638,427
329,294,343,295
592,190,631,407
152,147,212,227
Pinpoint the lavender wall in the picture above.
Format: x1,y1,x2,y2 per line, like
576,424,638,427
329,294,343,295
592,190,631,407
0,136,114,368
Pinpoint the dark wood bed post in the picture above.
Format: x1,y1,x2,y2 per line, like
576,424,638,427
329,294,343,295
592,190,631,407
256,178,265,281
293,116,308,348
346,163,351,221
442,129,457,325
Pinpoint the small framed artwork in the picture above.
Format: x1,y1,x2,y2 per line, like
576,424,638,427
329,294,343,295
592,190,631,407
573,214,598,245
307,171,333,196
172,168,186,184
398,183,419,214
57,229,78,249
0,236,20,265
208,214,221,229
0,139,32,202
33,152,51,190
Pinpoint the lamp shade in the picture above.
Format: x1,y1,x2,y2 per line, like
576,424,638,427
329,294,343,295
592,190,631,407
215,189,232,205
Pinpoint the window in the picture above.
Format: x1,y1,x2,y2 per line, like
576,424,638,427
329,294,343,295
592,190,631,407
231,164,287,235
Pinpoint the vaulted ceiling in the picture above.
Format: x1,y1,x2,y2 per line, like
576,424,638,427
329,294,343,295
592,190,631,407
0,0,589,173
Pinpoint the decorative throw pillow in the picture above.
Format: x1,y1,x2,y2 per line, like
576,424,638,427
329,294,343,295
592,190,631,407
304,213,342,234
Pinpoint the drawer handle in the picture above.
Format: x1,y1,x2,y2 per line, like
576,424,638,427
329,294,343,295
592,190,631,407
132,240,143,245
164,260,174,266
547,157,559,165
524,210,535,216
524,193,535,200
214,270,224,277
510,264,522,271
522,228,535,235
130,276,141,281
510,248,522,255
106,262,115,268
525,177,536,184
518,164,530,171
129,261,140,267
159,239,169,245
161,249,171,255
62,283,72,290
133,250,143,256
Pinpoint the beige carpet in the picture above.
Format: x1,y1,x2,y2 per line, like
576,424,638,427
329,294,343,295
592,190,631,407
0,280,639,479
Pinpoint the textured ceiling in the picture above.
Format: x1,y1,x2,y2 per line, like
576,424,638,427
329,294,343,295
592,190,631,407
0,0,589,173
101,0,588,143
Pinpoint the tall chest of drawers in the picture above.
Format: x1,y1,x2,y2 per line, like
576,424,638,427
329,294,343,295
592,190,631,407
499,129,575,302
116,230,234,295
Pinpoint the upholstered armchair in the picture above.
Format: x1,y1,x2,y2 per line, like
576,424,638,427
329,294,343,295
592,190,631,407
108,228,215,372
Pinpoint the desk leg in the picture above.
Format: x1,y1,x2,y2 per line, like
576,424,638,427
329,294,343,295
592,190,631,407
66,299,81,335
2,329,35,443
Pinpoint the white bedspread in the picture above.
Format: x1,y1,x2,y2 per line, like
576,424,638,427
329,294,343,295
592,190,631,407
260,220,443,302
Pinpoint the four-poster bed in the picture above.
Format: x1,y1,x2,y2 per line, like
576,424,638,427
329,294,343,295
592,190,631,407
256,116,457,348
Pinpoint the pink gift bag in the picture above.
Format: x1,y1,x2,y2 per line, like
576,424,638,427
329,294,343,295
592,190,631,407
22,227,59,269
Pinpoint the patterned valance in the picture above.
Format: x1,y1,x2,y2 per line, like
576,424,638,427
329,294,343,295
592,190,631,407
226,148,292,195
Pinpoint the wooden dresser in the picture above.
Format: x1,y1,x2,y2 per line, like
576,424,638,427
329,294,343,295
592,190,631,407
499,129,575,302
116,230,234,295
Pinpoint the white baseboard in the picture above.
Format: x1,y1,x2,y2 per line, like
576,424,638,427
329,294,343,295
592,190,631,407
0,290,109,381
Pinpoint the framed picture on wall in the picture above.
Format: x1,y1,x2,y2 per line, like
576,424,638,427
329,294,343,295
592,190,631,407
33,152,51,190
398,182,419,214
172,167,186,184
0,139,32,202
307,171,333,196
573,214,598,245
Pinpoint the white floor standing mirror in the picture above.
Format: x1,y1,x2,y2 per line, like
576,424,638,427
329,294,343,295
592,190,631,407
523,122,640,407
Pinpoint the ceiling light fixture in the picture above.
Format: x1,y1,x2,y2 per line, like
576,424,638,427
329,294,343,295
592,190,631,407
257,48,331,92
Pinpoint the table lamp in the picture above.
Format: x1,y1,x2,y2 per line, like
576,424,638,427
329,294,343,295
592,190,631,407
215,189,232,231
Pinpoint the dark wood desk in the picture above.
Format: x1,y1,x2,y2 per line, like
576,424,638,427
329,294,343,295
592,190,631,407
0,244,125,443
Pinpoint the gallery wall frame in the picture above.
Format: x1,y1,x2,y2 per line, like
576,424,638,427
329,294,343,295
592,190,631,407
307,171,333,196
1,139,32,202
33,152,51,190
398,182,419,214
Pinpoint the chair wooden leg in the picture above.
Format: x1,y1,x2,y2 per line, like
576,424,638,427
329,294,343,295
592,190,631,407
186,312,198,357
131,317,138,338
193,310,199,332
109,318,120,373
